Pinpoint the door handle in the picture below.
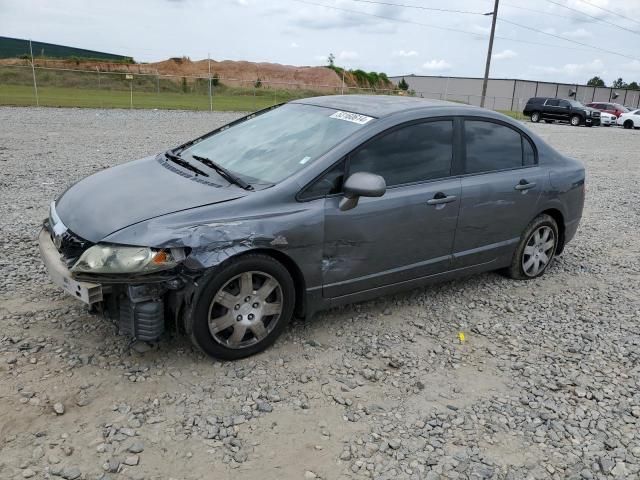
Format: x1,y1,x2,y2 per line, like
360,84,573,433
427,193,457,205
515,180,536,191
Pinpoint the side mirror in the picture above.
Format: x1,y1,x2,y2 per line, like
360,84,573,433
339,172,386,211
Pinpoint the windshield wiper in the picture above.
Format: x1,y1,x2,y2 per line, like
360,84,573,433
191,155,253,190
164,151,209,177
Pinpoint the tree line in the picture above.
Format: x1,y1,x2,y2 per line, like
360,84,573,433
587,76,639,90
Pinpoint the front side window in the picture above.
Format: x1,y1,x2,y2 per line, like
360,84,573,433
299,160,345,199
464,120,530,173
348,120,453,187
546,99,559,106
183,104,371,184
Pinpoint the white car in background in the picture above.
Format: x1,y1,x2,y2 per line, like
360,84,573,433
617,109,640,129
599,111,616,126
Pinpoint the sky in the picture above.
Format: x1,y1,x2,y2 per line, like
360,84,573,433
2,0,640,85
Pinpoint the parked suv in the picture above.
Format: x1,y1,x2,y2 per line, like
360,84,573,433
585,102,628,118
523,97,601,127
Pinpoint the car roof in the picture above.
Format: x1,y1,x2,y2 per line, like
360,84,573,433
292,94,471,118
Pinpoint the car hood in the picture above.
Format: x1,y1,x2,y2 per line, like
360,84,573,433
585,107,601,113
55,155,248,242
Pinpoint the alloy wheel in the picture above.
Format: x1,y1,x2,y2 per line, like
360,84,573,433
570,116,580,126
207,271,283,349
522,226,556,277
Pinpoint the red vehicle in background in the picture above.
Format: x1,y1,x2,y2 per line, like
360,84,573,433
586,102,629,118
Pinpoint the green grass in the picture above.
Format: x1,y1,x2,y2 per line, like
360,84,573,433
0,84,300,111
497,109,526,120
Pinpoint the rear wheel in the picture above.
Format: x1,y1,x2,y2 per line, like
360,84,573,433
570,115,581,126
530,112,541,123
506,214,558,280
190,254,295,360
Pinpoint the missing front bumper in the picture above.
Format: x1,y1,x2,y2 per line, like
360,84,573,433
38,228,168,342
38,228,102,304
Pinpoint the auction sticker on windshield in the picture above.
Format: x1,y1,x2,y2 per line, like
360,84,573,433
330,111,374,125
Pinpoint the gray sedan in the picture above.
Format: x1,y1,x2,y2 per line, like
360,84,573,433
38,95,585,359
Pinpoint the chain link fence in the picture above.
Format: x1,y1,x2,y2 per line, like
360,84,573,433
0,64,403,112
0,64,527,118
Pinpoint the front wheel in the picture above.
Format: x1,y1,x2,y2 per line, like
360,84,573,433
506,214,558,280
624,120,633,129
189,254,295,360
570,115,581,126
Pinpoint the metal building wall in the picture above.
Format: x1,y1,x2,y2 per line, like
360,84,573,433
390,75,640,111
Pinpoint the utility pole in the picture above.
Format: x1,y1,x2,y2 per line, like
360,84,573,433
208,52,213,112
480,0,499,108
29,39,39,107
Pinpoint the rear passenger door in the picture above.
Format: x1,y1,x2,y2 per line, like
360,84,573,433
453,119,547,268
544,99,560,119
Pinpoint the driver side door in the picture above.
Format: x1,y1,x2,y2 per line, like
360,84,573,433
319,119,461,298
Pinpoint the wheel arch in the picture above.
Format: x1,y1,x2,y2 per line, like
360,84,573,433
219,248,307,318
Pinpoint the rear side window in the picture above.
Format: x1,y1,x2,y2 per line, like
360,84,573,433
348,120,453,187
464,120,534,173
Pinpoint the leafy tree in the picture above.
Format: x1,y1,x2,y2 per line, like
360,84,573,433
327,53,335,67
586,76,605,87
627,81,639,90
398,77,409,91
612,77,627,88
254,77,262,88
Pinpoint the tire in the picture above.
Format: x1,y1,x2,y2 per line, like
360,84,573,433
189,254,295,360
624,120,633,129
505,214,559,280
570,115,581,126
530,111,541,123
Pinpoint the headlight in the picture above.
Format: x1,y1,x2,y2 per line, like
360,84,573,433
71,245,183,274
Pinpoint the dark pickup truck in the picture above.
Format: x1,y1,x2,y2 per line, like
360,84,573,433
523,97,601,127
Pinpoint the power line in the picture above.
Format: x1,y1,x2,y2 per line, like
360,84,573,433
348,0,486,16
316,0,640,62
498,17,640,61
574,0,640,27
543,0,640,36
292,0,598,53
501,2,587,21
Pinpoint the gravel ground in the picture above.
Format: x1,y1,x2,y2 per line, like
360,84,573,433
0,107,639,480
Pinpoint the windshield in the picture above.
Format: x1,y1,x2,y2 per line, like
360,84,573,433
182,103,372,184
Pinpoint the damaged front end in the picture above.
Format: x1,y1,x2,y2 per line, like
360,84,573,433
39,205,201,342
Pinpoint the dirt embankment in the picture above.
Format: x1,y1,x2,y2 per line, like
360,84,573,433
0,56,347,89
